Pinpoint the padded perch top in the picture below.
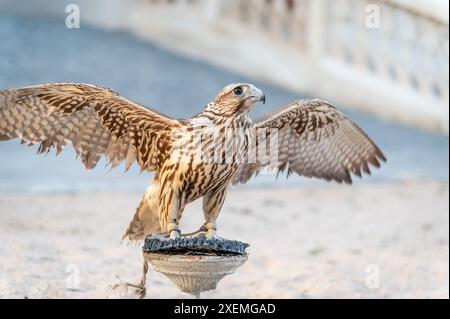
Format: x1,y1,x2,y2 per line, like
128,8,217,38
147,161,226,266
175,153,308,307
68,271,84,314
143,236,249,255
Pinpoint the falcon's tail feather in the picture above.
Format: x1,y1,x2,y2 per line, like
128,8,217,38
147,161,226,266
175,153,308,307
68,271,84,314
122,183,161,242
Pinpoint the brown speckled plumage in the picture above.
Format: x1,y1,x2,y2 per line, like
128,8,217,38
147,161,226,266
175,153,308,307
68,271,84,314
0,83,385,241
232,99,386,185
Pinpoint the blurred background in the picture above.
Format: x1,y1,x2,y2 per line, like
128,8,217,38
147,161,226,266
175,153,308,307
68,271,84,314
0,0,448,299
0,0,448,192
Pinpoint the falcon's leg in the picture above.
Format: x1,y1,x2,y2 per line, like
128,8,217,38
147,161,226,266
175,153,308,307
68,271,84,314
159,187,184,240
202,187,228,240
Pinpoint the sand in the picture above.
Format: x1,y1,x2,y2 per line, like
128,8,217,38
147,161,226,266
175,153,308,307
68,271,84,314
0,181,448,299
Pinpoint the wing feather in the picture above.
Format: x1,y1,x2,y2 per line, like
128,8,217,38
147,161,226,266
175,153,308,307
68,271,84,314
0,83,180,171
233,99,386,185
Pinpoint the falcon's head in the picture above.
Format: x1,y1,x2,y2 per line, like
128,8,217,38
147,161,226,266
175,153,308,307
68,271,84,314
209,83,265,117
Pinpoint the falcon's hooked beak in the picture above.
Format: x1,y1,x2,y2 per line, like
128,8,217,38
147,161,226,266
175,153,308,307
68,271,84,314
260,94,266,104
250,86,266,105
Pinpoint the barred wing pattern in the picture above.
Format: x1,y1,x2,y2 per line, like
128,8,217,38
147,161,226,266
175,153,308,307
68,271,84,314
0,83,180,171
233,100,386,185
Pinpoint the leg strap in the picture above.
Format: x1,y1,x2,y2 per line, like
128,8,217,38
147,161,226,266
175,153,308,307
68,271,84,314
203,222,217,231
167,222,180,233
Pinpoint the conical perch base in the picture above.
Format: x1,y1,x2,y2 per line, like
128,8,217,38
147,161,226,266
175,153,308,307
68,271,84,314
142,236,249,297
144,253,248,296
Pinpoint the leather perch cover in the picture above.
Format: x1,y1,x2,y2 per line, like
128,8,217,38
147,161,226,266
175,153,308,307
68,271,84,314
143,236,249,255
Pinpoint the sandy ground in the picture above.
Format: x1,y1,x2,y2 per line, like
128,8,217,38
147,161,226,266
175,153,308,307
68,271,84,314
0,181,448,299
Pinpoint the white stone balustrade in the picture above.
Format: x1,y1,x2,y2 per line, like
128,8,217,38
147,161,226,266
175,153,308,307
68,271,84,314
0,0,448,133
125,0,449,133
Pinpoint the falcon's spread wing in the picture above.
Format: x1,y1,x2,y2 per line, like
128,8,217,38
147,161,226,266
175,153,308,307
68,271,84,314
233,99,386,185
0,83,180,171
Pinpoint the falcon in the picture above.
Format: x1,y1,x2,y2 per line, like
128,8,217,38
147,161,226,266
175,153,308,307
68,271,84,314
0,83,386,240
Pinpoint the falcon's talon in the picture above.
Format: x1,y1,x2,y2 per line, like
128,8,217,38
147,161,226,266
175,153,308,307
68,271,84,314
169,229,181,240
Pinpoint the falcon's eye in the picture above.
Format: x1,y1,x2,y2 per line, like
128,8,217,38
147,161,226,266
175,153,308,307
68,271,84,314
233,87,243,96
